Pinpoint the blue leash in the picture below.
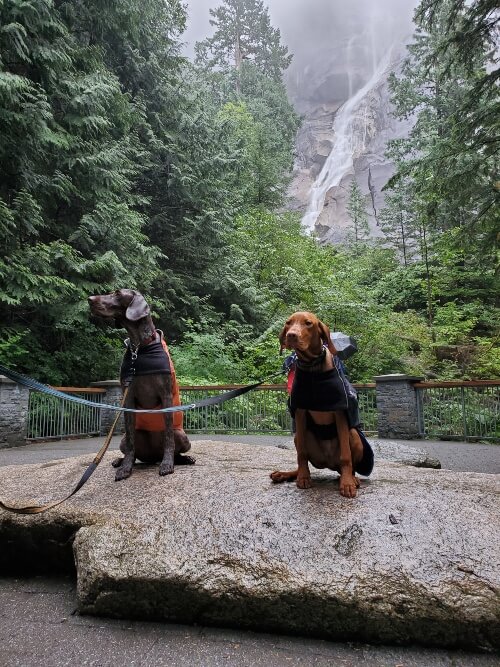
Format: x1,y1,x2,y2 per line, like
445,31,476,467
0,363,283,514
0,363,283,413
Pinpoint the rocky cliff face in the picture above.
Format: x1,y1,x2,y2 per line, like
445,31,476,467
284,21,414,243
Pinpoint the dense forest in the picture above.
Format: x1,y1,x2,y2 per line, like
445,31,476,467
0,0,498,385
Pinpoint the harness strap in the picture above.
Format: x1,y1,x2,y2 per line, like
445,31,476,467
0,388,129,515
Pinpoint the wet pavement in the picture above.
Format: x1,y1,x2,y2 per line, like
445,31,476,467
0,433,498,473
0,435,498,666
0,577,498,667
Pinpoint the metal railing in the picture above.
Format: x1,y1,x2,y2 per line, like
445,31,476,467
22,378,500,442
180,384,291,434
27,387,104,440
180,383,378,435
355,384,378,433
25,383,378,440
415,381,500,442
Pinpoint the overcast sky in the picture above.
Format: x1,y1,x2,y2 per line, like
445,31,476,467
181,0,417,60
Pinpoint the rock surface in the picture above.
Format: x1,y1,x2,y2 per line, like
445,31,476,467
371,439,441,468
276,437,441,469
0,441,498,650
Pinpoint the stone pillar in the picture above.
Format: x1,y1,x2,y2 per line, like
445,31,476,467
374,374,424,439
91,380,124,436
0,376,30,448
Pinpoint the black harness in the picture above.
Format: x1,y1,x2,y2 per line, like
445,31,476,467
288,352,374,476
120,331,171,386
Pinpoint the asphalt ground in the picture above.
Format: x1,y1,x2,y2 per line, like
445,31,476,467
0,433,498,473
0,435,498,666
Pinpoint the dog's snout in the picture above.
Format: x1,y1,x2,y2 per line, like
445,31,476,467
286,331,298,341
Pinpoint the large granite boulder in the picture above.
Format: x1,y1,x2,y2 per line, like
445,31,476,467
0,441,498,650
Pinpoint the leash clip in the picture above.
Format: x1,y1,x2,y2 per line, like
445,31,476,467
129,341,139,361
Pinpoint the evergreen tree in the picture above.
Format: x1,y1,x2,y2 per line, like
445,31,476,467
385,0,498,350
195,1,299,209
239,63,299,206
0,0,158,382
388,0,498,249
195,0,292,91
379,178,419,266
346,179,369,248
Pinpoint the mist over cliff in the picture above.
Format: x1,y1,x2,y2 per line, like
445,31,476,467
184,1,418,241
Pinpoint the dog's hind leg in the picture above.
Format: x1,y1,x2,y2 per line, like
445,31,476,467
174,429,195,465
270,468,299,483
270,410,312,488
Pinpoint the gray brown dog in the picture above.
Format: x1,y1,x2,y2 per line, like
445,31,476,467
270,311,373,498
88,289,194,481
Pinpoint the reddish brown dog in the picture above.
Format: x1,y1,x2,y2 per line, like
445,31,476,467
270,312,365,498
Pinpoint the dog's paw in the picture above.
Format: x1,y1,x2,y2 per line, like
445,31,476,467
111,457,124,468
296,475,312,489
339,474,358,498
159,461,175,476
174,453,196,465
115,465,132,482
270,470,297,483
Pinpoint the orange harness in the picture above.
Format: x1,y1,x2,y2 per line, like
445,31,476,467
134,338,183,432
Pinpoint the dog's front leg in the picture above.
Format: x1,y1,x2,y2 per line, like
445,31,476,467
295,409,312,488
159,384,175,476
270,410,311,486
336,410,357,498
115,402,136,481
159,412,175,475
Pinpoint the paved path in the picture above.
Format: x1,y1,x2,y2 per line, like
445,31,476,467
0,435,498,666
0,577,497,667
1,433,498,473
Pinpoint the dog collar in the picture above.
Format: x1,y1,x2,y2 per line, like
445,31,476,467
123,329,158,355
140,329,157,346
295,347,327,371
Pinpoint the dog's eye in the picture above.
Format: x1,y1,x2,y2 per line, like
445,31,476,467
286,320,291,325
305,320,312,326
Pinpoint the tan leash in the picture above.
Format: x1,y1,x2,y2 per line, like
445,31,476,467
0,388,128,515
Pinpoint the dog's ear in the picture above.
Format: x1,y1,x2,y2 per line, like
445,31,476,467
125,292,150,321
278,325,287,355
317,319,337,355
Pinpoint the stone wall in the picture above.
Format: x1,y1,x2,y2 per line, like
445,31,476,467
375,374,423,439
0,376,30,448
90,380,124,436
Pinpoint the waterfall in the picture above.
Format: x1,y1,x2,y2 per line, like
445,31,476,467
301,47,393,233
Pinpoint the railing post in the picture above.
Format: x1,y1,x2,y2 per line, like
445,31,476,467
461,386,468,441
374,374,424,439
0,375,30,448
90,380,124,436
416,386,425,437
